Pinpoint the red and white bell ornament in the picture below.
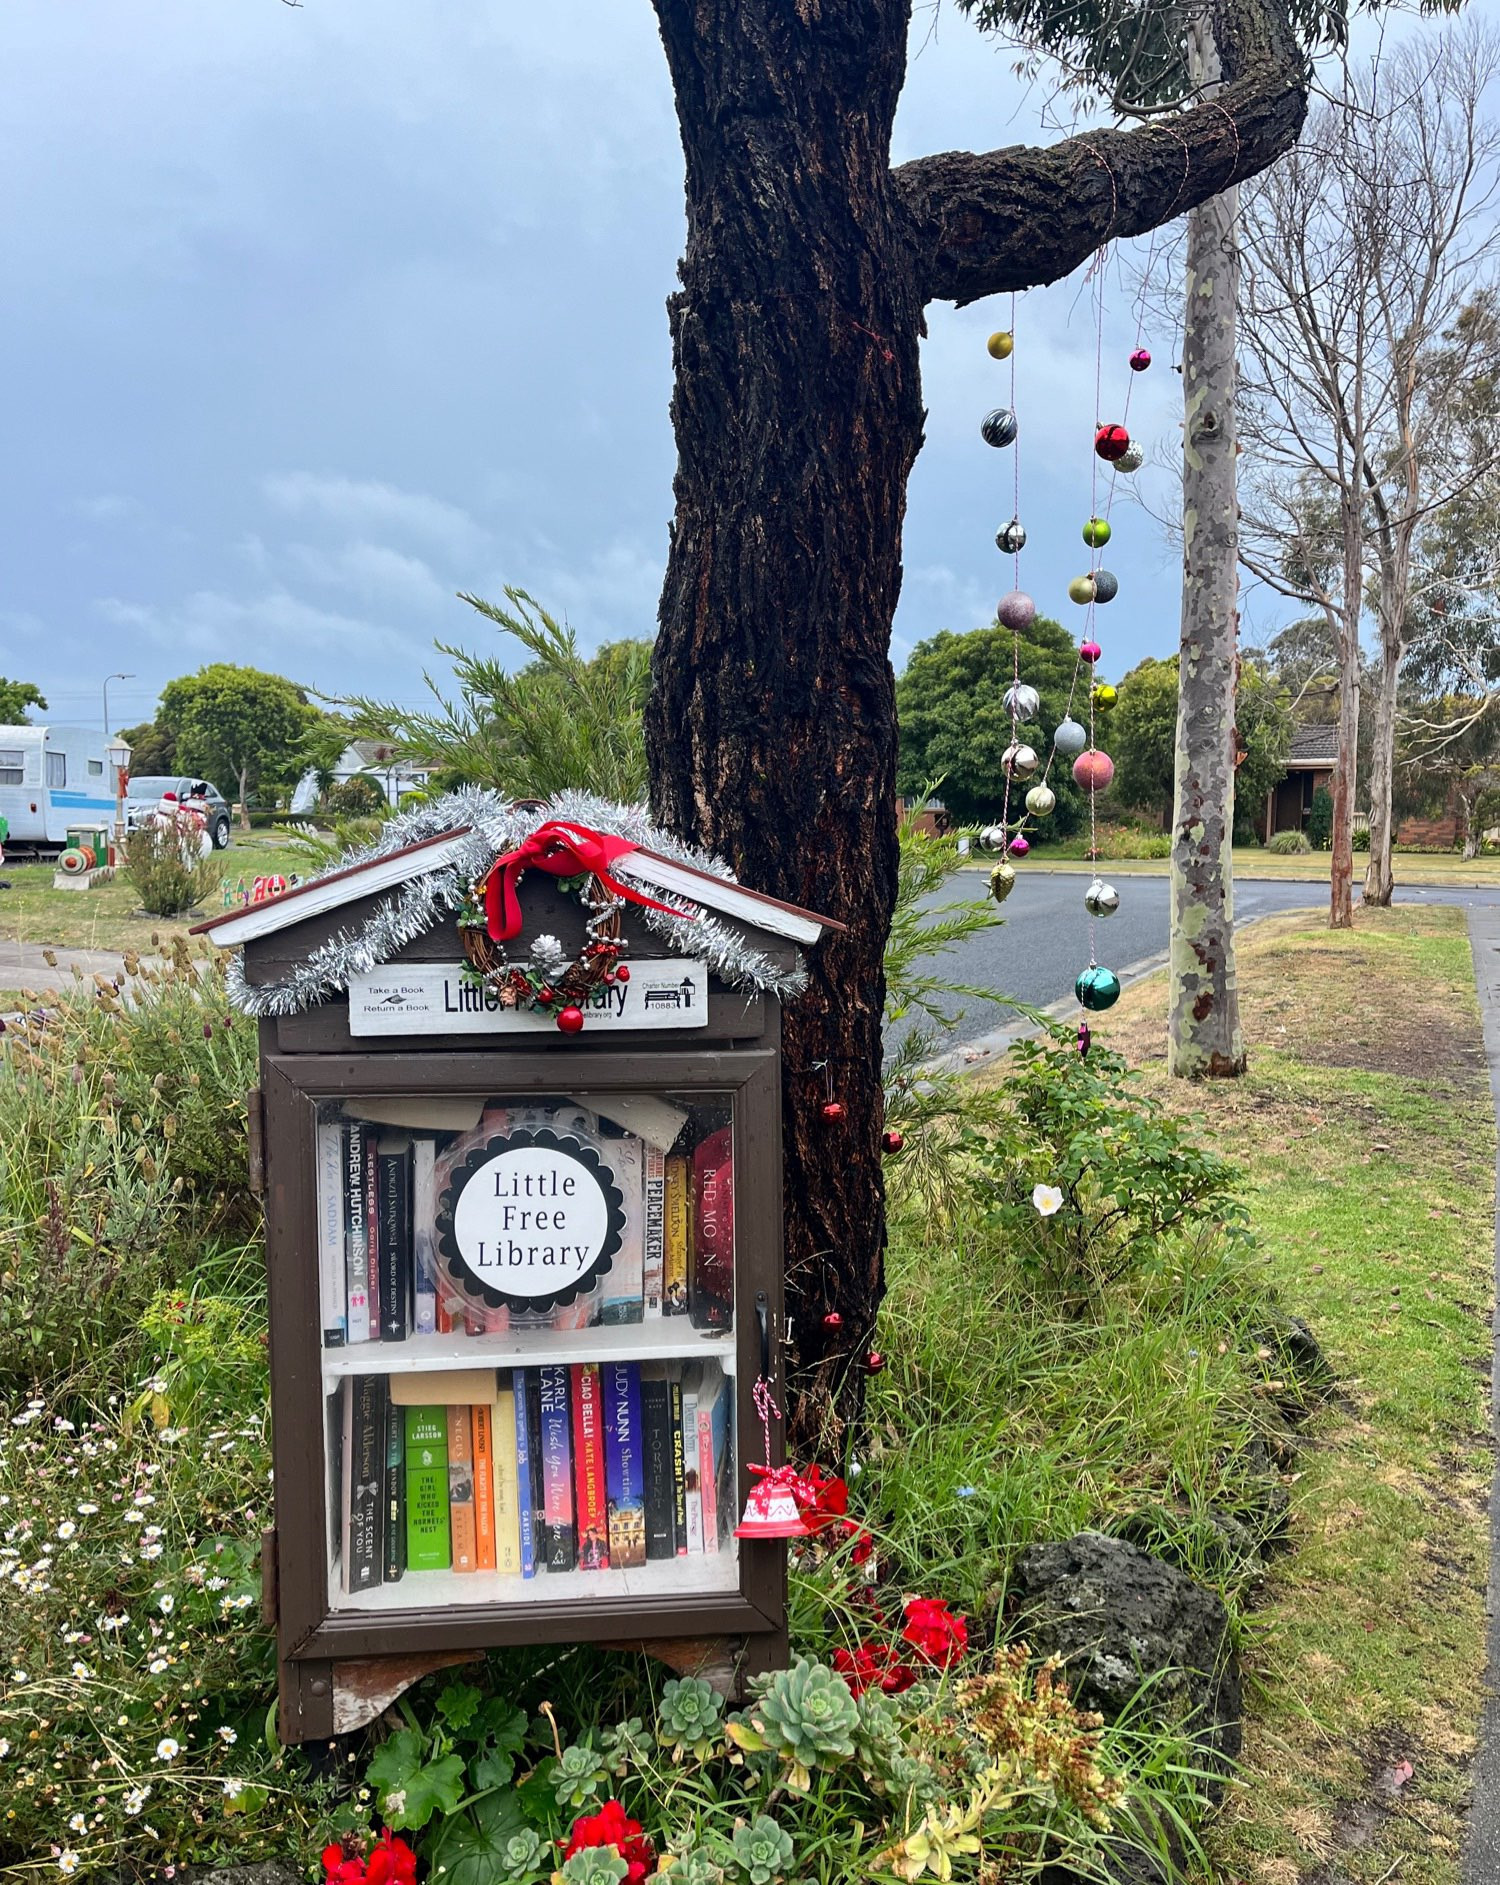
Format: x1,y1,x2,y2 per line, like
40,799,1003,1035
734,1465,812,1540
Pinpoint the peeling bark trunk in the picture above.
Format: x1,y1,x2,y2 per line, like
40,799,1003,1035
1362,631,1401,904
1168,21,1246,1080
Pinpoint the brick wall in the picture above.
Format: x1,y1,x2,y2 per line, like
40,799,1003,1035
1396,813,1459,848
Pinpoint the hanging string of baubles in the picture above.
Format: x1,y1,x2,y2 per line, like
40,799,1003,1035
977,245,1154,1051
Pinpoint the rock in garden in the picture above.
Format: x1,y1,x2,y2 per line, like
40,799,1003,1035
185,1866,304,1885
1010,1531,1242,1765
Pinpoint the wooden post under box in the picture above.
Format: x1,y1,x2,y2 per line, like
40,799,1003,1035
194,825,837,1743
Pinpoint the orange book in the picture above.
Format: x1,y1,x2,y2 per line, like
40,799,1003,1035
447,1404,477,1573
471,1402,497,1572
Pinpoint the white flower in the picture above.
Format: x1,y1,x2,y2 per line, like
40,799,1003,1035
76,1503,98,1516
1031,1183,1065,1217
123,1510,144,1526
70,1662,91,1681
11,1670,28,1683
154,1737,180,1762
56,1521,76,1540
222,1778,244,1799
217,1726,237,1745
140,1543,163,1560
122,1785,149,1816
56,1851,80,1876
148,1657,169,1674
385,1789,408,1816
142,1526,163,1542
68,1814,87,1833
0,1738,9,1757
157,1594,174,1613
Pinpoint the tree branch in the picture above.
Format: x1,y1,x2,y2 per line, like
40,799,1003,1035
893,0,1307,306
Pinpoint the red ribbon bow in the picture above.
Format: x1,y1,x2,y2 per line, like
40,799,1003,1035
482,819,691,942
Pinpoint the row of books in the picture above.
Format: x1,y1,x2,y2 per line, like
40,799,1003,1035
316,1098,734,1345
335,1358,735,1592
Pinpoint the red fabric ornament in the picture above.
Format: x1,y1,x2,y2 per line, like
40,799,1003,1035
480,819,689,942
833,1643,919,1698
1095,424,1130,461
614,964,631,982
901,1596,969,1668
556,1005,585,1034
734,1464,816,1539
565,1801,655,1885
821,1100,845,1122
881,1129,904,1154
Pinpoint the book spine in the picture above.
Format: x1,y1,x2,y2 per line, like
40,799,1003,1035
538,1365,575,1572
348,1374,384,1593
377,1139,412,1345
697,1380,718,1550
343,1123,371,1345
364,1129,381,1341
603,1361,646,1569
494,1387,522,1576
709,1370,733,1553
571,1363,609,1570
403,1406,451,1572
690,1124,734,1331
642,1145,666,1319
383,1378,405,1583
413,1140,437,1336
513,1369,536,1579
317,1119,347,1346
471,1402,497,1573
669,1374,688,1555
663,1153,691,1316
527,1371,546,1572
641,1369,674,1560
338,1377,355,1591
600,1134,645,1324
681,1377,703,1553
447,1405,477,1572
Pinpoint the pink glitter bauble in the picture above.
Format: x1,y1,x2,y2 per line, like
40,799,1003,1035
997,589,1036,631
1073,749,1115,791
1079,639,1103,664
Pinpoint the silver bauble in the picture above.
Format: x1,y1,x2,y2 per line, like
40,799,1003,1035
978,824,1008,852
1084,878,1120,917
1004,682,1040,720
1117,441,1145,474
1024,783,1056,817
996,518,1027,554
1001,742,1038,778
981,407,1019,448
1052,716,1088,757
988,862,1017,905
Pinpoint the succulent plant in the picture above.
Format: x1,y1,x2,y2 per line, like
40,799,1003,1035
659,1676,726,1759
673,1849,730,1885
550,1741,608,1808
561,1849,629,1885
732,1815,795,1885
600,1714,649,1775
500,1827,547,1876
750,1659,859,1783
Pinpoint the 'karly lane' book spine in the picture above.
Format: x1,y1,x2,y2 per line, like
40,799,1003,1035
539,1365,575,1572
317,1117,347,1346
572,1363,609,1570
376,1134,412,1345
343,1122,371,1345
604,1361,646,1569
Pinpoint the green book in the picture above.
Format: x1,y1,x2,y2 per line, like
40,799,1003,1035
403,1406,452,1572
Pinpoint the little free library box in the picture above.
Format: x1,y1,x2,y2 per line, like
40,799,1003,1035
195,795,837,1744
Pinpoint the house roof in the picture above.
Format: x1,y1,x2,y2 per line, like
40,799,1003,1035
191,825,842,950
1286,724,1339,767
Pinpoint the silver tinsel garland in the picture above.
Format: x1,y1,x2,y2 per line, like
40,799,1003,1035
225,787,811,1017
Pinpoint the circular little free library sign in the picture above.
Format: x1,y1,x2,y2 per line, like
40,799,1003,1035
436,1128,626,1314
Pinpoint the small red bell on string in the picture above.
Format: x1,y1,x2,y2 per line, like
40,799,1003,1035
734,1464,814,1539
821,1100,845,1123
823,1310,844,1331
881,1129,904,1154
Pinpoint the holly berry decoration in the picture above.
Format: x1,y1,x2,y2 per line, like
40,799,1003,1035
614,964,630,983
1079,639,1103,664
823,1311,844,1331
821,1100,846,1123
882,1129,905,1154
865,1350,887,1374
556,1005,586,1034
1130,347,1151,372
1083,517,1111,548
537,986,555,1006
987,330,1014,360
1095,423,1130,461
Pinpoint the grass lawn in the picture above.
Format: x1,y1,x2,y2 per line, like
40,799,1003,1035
1081,907,1495,1882
0,831,311,955
960,850,1500,885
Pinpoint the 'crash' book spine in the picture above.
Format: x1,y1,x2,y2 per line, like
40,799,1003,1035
538,1365,576,1572
604,1361,646,1568
669,1373,688,1555
376,1134,412,1344
343,1122,371,1344
317,1116,347,1346
571,1363,609,1570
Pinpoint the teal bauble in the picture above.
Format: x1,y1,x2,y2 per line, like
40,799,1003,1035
1075,964,1121,1011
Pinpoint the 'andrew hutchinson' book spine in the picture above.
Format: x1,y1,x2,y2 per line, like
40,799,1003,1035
640,1363,675,1561
343,1122,371,1345
604,1360,646,1568
317,1116,347,1346
376,1134,412,1345
538,1365,575,1572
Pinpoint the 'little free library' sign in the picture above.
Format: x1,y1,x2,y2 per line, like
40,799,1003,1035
436,1128,626,1314
347,959,710,1036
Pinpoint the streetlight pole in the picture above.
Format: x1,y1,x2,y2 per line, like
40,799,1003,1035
102,672,134,740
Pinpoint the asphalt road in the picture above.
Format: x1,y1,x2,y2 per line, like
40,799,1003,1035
912,870,1500,1056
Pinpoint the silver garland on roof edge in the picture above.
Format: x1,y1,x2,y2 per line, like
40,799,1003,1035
225,786,810,1018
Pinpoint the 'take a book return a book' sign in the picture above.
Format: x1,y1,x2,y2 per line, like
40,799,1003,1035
347,960,710,1036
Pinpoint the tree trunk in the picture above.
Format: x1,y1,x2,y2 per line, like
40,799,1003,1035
1460,787,1478,861
646,0,922,1449
238,762,251,832
1329,569,1361,928
1168,20,1246,1079
1362,631,1400,905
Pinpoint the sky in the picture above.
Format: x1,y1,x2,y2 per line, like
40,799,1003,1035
0,1,1407,737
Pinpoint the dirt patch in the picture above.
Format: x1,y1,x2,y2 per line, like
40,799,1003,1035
1300,1728,1433,1883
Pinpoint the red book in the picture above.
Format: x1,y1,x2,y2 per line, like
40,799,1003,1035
690,1123,734,1330
570,1363,609,1571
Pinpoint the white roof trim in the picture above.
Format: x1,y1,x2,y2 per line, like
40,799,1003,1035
613,852,824,945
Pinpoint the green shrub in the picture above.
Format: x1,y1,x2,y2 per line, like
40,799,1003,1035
122,817,221,916
1266,829,1311,855
1307,786,1333,850
326,773,388,817
1352,825,1371,851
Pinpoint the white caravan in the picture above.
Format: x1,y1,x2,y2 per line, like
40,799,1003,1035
0,725,118,853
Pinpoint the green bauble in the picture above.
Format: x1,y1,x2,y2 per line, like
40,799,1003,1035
1075,964,1121,1011
1067,574,1096,605
1082,517,1111,548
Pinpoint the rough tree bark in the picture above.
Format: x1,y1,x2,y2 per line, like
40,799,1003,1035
646,0,1306,1447
1330,471,1364,929
1167,17,1247,1080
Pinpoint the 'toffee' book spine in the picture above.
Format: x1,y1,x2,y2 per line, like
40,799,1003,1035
640,1363,675,1561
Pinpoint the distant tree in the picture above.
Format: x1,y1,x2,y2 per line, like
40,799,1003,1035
348,589,652,804
1307,786,1333,849
326,772,388,818
0,678,47,725
117,720,177,777
895,616,1088,835
1401,693,1500,856
158,665,319,829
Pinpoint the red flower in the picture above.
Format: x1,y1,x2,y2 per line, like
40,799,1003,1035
901,1597,969,1669
833,1642,919,1698
321,1844,368,1885
565,1800,655,1885
366,1832,418,1885
841,1519,876,1567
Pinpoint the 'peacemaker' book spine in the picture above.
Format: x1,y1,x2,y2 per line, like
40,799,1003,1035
343,1122,371,1345
317,1117,347,1346
641,1364,675,1561
642,1145,666,1320
382,1378,405,1584
376,1134,412,1345
539,1365,576,1572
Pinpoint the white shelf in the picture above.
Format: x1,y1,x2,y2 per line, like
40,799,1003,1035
331,1545,741,1611
320,1320,737,1378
